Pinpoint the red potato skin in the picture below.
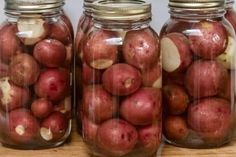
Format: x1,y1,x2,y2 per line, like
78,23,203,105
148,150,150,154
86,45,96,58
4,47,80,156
219,72,231,100
120,88,162,126
82,116,99,144
164,116,189,141
31,98,53,119
33,39,67,68
0,62,9,78
185,60,228,98
225,9,236,32
0,78,30,112
163,71,185,86
163,84,189,115
61,13,74,39
9,53,40,86
122,28,159,70
34,69,70,101
102,63,142,96
41,112,69,141
97,119,138,156
188,21,227,59
83,30,118,69
8,109,39,143
187,98,233,143
0,24,22,63
83,85,118,124
82,62,102,84
164,33,193,71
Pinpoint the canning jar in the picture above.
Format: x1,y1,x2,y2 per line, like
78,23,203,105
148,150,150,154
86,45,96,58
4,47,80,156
161,0,236,148
225,0,236,32
77,0,162,157
0,0,73,149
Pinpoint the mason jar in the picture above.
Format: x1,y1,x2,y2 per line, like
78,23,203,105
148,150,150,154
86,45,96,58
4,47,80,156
0,0,73,149
77,0,162,156
161,0,236,148
225,0,236,32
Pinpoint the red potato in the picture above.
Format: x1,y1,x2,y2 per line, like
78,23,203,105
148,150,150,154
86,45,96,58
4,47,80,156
188,98,233,143
82,62,102,84
120,88,161,126
83,30,118,69
17,18,49,45
9,53,40,87
0,77,30,112
0,62,9,78
163,71,185,86
49,20,72,45
97,119,138,156
138,123,162,153
34,69,70,101
142,62,162,88
54,96,71,119
225,9,236,32
0,109,7,135
219,72,231,100
8,109,39,143
161,33,193,72
40,112,69,141
122,29,159,70
82,116,99,144
188,21,227,59
83,85,118,124
0,24,22,63
164,116,189,141
31,98,53,119
102,63,142,96
163,84,189,115
33,39,67,68
61,13,74,39
185,60,228,98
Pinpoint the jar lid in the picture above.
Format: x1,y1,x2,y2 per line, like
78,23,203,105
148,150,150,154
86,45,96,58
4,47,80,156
84,0,96,14
5,0,65,14
169,0,225,11
92,0,151,21
226,0,234,5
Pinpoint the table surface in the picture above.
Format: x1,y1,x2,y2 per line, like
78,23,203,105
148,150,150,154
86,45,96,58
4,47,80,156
0,129,236,157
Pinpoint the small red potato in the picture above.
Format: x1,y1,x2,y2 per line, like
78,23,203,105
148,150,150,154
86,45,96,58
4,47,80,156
225,9,236,32
142,62,162,88
8,109,39,143
54,96,71,119
83,30,118,69
82,62,102,84
161,33,192,72
188,21,227,59
31,98,53,119
0,77,30,111
0,62,9,78
120,88,161,126
163,71,185,86
40,112,69,141
83,85,118,124
102,63,142,96
122,28,159,70
49,20,72,45
97,119,138,156
185,60,228,98
163,84,189,115
138,123,162,153
34,39,67,68
17,18,49,45
34,69,70,101
0,24,22,63
187,98,232,143
164,116,189,141
9,53,40,86
82,116,99,144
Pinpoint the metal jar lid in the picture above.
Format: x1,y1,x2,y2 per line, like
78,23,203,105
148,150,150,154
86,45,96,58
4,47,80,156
169,0,225,11
226,0,234,5
84,0,96,14
92,0,151,21
5,0,65,14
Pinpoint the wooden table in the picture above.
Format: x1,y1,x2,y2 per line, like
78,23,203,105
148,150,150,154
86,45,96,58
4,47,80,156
0,129,236,157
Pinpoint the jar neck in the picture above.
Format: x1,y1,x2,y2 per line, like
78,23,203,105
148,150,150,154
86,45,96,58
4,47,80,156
226,1,234,9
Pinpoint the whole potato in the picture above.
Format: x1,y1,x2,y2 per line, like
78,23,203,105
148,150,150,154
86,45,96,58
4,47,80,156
120,88,161,125
83,85,118,124
82,116,99,144
9,53,40,86
187,98,233,144
31,98,53,119
82,62,102,85
123,28,159,70
102,63,142,96
185,60,228,98
97,119,138,156
83,30,118,70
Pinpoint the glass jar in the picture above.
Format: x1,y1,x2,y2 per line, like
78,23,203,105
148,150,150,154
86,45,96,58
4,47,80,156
77,0,162,157
0,0,73,149
225,0,236,32
161,0,236,148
